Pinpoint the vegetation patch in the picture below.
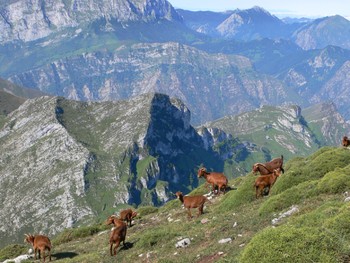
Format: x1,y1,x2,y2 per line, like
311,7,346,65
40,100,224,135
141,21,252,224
258,180,318,215
137,205,159,217
240,226,343,263
217,174,256,211
52,224,107,246
0,244,28,262
2,147,350,262
135,226,177,249
317,166,350,194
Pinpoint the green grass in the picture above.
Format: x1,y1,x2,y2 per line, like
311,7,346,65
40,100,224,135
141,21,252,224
240,226,344,263
0,244,28,262
2,147,350,262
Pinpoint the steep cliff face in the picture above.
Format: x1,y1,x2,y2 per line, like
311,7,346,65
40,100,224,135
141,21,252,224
0,93,225,246
302,102,349,146
0,96,92,246
0,0,181,43
280,46,350,120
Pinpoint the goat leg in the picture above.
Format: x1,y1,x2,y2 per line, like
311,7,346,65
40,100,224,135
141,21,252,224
110,243,113,256
198,204,204,216
114,241,120,256
187,208,192,219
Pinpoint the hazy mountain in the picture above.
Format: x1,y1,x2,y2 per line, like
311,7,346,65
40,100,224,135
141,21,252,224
176,9,233,35
0,77,47,123
281,17,314,24
1,2,350,125
6,42,294,125
292,15,350,50
179,7,350,51
0,0,183,44
0,77,46,100
216,6,294,41
277,45,350,119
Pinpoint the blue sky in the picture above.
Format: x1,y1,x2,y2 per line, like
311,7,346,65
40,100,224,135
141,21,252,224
167,0,350,19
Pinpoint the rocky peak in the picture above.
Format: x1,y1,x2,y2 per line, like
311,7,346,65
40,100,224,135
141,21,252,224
292,15,350,50
0,0,182,43
216,5,285,40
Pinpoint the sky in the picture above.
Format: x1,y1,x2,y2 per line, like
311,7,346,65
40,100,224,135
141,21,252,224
167,0,350,20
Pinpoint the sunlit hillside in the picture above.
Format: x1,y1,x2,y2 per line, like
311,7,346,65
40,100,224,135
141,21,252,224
1,146,350,263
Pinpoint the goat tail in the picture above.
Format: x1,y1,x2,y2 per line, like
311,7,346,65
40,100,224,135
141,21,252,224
281,155,284,160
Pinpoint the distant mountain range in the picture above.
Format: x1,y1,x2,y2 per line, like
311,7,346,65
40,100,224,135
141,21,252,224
178,6,350,50
1,0,350,125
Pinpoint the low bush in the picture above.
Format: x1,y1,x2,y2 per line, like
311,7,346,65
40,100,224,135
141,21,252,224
240,225,343,263
317,166,350,194
135,226,177,249
137,206,158,217
0,244,28,261
217,174,256,211
52,224,106,246
273,147,350,195
324,204,350,242
258,180,318,215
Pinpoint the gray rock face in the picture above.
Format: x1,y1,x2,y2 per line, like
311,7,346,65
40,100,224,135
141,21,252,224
0,96,92,245
0,0,181,43
7,42,288,125
0,92,223,247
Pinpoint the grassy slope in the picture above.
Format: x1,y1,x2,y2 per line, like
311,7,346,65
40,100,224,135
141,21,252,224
1,146,350,263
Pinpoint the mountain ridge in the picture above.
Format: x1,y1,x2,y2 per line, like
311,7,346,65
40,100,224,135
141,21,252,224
0,0,182,44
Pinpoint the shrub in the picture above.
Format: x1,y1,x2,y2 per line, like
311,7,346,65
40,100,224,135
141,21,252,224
273,147,350,195
258,180,318,215
52,224,106,246
0,244,28,261
240,225,343,263
289,201,342,228
323,204,350,241
317,167,350,194
135,226,177,249
137,206,159,217
217,174,256,211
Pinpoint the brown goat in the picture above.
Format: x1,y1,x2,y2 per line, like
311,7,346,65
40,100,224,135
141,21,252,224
342,136,350,147
197,167,228,195
254,168,282,199
175,191,210,219
24,234,52,262
252,155,284,175
107,217,127,256
119,209,137,227
106,215,126,228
